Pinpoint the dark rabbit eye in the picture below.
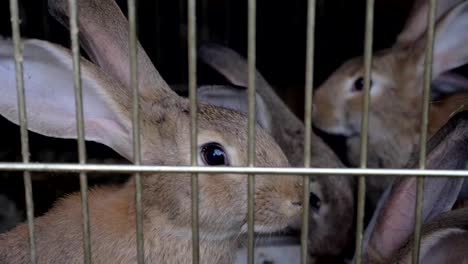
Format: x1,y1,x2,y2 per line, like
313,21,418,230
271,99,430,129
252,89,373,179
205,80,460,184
352,77,372,92
310,192,321,212
201,142,228,166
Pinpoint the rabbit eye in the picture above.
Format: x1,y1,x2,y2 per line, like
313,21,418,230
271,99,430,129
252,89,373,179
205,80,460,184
200,142,228,166
352,77,372,92
310,192,321,212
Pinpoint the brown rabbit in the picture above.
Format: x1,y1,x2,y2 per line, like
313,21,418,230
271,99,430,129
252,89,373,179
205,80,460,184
313,0,468,169
50,0,353,258
0,0,304,263
196,43,355,261
358,111,468,263
312,0,468,206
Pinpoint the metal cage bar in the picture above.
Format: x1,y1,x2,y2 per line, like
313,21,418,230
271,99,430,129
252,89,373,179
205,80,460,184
67,0,92,262
8,1,37,263
2,163,468,177
2,0,453,263
354,0,374,263
301,0,317,263
127,0,145,262
247,0,257,263
187,0,200,262
413,0,437,263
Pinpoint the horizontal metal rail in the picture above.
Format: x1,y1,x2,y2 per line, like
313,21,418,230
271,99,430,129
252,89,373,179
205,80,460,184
1,163,467,177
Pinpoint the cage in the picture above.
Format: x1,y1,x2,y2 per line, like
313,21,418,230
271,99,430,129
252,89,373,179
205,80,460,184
0,0,468,263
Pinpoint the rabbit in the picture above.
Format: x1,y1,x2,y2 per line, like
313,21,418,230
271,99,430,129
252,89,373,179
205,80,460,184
312,0,468,169
0,0,305,263
312,0,468,208
195,43,355,262
357,110,468,263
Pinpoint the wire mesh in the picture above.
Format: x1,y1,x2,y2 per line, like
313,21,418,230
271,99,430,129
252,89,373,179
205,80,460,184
3,0,446,263
302,0,317,262
187,0,200,262
1,163,467,177
127,0,145,262
8,0,36,263
67,0,91,262
247,0,257,263
413,0,437,263
354,0,374,263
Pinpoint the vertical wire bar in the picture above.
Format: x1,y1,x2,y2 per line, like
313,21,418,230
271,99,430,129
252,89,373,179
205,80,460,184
68,0,91,262
9,1,36,263
354,0,374,263
247,0,256,263
127,0,145,263
188,0,200,262
301,0,316,263
413,0,437,263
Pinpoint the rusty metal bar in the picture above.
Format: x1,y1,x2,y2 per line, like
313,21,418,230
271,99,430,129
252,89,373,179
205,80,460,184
301,0,317,262
67,0,91,262
355,0,374,262
413,0,437,263
247,0,257,263
127,0,145,262
187,0,200,262
9,1,36,263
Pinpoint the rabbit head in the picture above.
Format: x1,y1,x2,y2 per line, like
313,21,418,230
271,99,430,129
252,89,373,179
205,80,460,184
45,0,306,235
0,0,304,262
358,111,468,263
196,43,355,260
313,0,468,169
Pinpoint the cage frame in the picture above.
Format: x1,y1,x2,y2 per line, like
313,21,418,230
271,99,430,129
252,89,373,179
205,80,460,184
5,0,444,263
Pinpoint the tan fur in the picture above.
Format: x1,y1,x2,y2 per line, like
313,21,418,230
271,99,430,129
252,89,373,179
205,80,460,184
313,1,468,208
0,55,305,263
0,0,305,263
48,0,172,100
198,43,355,259
313,1,468,169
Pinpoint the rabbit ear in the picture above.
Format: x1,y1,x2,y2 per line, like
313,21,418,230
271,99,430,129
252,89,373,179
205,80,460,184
417,229,468,264
412,1,468,78
198,43,268,88
0,38,133,160
361,111,468,263
48,0,176,101
396,0,464,47
197,85,272,132
392,207,468,264
432,72,468,96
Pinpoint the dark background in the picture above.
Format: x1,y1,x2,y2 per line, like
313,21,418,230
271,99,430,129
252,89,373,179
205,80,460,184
0,0,413,223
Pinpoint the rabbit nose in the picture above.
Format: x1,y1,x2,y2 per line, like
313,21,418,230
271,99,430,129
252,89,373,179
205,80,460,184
290,193,321,210
291,201,302,207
